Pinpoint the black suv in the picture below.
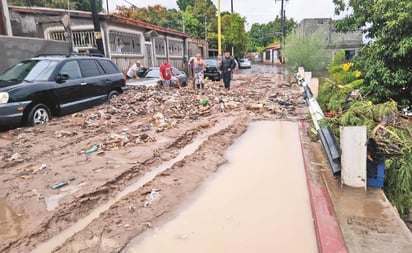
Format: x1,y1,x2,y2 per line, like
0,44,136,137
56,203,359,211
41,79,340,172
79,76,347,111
0,55,126,127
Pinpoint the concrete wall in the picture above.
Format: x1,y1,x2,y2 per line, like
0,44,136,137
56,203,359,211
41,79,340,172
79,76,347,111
296,18,363,61
0,36,70,73
296,18,364,47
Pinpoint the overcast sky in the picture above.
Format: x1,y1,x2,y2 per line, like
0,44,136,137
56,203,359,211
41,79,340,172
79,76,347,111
107,0,340,26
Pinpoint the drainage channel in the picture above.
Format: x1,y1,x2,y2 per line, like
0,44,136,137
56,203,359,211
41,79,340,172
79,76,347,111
32,118,235,253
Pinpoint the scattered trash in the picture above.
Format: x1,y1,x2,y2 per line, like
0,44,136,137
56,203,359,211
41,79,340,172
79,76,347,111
144,189,161,207
200,99,209,106
50,178,75,190
248,103,264,110
51,181,68,189
219,98,225,112
10,153,22,161
84,145,99,154
24,164,47,175
55,130,77,138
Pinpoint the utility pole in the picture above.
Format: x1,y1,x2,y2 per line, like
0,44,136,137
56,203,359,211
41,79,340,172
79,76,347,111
218,0,221,55
230,0,234,57
204,17,207,41
90,0,104,55
275,0,288,63
0,0,12,36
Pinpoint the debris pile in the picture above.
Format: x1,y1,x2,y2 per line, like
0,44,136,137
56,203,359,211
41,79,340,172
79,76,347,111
0,72,304,166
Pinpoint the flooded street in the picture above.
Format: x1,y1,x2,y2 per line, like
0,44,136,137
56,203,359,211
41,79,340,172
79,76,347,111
123,121,318,253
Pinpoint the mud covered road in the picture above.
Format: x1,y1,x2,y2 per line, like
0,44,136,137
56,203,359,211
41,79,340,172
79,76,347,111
0,66,309,252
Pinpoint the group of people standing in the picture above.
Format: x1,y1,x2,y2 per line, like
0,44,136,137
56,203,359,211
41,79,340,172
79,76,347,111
126,49,237,90
189,49,237,90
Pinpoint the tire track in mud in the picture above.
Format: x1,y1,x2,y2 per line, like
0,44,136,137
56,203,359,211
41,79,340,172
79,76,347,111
50,117,250,253
0,118,238,252
0,119,221,253
28,117,243,253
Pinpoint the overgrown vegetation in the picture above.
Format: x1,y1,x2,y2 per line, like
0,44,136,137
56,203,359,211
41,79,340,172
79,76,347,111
318,50,412,221
248,17,296,52
283,30,330,74
333,0,412,106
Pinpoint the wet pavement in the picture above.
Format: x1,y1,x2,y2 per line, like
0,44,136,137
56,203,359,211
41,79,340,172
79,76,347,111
122,121,318,253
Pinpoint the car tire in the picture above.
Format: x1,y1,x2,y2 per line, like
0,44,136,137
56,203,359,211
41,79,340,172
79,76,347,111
27,104,51,126
108,90,119,100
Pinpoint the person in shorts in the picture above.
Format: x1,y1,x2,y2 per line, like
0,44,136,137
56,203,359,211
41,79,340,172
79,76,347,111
192,53,206,89
160,59,178,88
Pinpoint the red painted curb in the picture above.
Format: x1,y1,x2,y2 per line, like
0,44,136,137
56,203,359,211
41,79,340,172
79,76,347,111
298,119,348,253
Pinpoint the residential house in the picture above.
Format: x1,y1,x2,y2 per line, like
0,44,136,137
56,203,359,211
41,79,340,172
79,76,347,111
6,6,209,74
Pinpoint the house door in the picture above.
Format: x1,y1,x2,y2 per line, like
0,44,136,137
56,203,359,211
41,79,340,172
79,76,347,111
145,42,153,67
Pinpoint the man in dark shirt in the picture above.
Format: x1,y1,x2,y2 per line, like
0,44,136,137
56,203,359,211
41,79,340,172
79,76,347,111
220,49,237,90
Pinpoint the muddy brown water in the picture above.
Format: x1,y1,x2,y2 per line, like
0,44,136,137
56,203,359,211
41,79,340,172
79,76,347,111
123,121,318,253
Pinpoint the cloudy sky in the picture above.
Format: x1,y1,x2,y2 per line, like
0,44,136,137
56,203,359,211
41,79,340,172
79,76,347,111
107,0,341,26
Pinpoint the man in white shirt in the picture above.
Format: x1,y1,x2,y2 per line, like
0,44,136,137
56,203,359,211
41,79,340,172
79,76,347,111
127,61,144,79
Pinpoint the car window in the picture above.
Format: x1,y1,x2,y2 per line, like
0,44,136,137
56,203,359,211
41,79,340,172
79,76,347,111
98,59,120,74
59,60,82,79
79,59,102,77
204,59,217,67
0,60,59,82
26,60,60,81
144,69,160,78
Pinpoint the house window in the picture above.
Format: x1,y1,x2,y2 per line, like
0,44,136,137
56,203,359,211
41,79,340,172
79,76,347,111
154,38,166,56
168,40,183,57
50,30,95,48
109,31,142,55
345,50,356,61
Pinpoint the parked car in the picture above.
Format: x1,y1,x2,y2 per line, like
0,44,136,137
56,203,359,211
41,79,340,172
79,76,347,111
238,58,252,69
127,67,187,87
0,54,126,127
204,58,220,81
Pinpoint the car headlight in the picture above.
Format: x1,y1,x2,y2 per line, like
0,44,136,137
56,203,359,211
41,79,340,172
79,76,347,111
0,92,9,103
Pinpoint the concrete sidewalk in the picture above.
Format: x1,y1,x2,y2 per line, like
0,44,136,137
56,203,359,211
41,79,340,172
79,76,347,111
305,139,412,253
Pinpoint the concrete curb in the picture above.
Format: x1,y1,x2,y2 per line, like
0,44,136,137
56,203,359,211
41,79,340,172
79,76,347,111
298,119,348,253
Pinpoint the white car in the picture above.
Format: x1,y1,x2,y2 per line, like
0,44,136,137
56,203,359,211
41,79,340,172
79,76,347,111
127,67,187,87
238,58,252,69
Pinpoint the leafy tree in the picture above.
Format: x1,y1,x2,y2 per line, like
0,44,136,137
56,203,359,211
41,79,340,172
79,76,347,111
186,0,216,40
248,16,296,52
116,5,181,30
283,30,330,74
207,12,248,57
333,0,412,106
176,0,195,11
115,1,216,41
7,0,103,11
